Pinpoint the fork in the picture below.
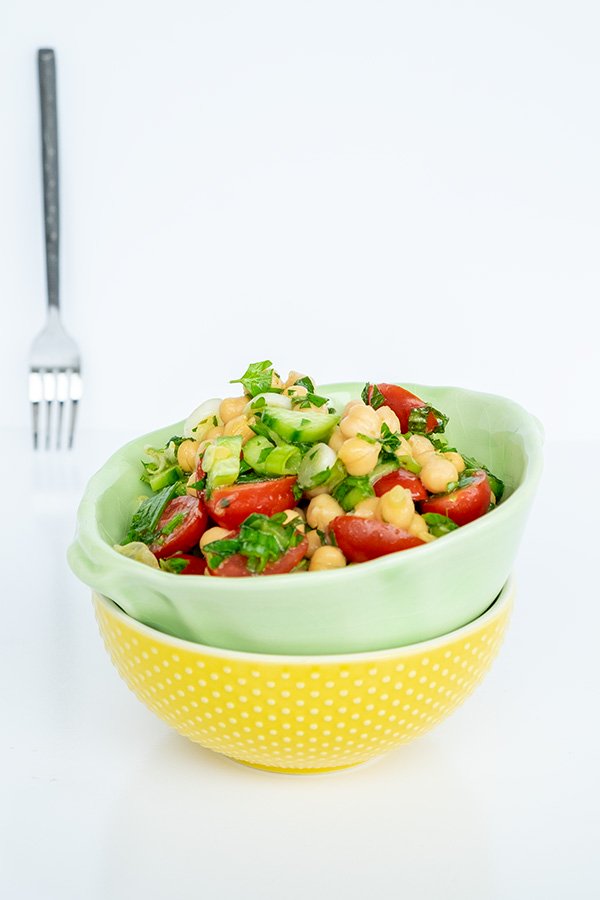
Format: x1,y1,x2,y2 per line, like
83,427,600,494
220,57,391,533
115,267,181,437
29,48,82,450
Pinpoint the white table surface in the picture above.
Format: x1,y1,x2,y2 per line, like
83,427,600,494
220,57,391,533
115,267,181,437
2,430,598,900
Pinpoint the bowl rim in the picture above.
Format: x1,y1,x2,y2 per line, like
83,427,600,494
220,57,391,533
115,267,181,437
94,575,514,663
70,382,543,595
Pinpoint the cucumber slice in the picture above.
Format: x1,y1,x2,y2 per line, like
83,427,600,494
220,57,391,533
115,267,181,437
260,407,340,444
243,435,274,474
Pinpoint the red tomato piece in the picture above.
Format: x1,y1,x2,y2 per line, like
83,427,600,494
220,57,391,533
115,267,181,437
149,496,208,559
210,538,308,577
164,553,207,575
373,468,427,502
206,477,298,530
331,516,424,563
420,470,491,526
369,383,438,433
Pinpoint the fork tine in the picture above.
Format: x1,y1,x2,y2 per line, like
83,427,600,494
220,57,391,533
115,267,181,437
67,370,82,449
42,370,56,450
29,370,43,449
68,399,79,450
56,369,68,450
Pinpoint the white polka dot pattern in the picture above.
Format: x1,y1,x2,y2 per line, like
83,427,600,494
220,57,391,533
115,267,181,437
94,590,512,773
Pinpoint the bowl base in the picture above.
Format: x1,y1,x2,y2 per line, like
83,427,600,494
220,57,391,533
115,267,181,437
228,756,373,775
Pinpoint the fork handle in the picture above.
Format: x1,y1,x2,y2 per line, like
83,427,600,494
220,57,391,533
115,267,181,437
38,49,60,310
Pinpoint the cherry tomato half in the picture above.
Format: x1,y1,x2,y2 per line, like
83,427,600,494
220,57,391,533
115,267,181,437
210,538,308,577
163,553,207,575
420,469,491,526
369,383,438,433
149,496,208,559
206,476,298,530
331,516,424,563
373,468,427,502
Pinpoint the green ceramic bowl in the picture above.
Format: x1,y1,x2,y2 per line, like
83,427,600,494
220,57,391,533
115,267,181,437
68,383,543,655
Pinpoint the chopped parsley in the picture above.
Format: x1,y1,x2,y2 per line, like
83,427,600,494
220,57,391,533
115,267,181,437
230,360,275,397
421,513,459,537
204,512,305,574
407,405,449,435
361,383,386,409
159,557,190,574
295,376,315,393
125,483,180,544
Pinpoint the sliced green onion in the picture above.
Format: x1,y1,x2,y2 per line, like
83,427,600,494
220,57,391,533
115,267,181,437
263,444,302,476
297,443,337,489
203,436,243,492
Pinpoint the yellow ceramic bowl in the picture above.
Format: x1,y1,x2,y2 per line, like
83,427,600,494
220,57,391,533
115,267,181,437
94,579,513,774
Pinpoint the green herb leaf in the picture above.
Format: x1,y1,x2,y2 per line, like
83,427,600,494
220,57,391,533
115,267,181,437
421,513,459,537
159,557,190,574
361,383,386,409
125,483,180,545
230,360,274,397
188,477,205,491
158,512,184,537
332,475,375,511
292,482,304,501
407,405,449,434
461,457,505,501
295,376,315,393
204,512,304,574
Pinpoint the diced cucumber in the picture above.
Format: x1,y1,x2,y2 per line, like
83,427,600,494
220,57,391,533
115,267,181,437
260,406,339,444
243,435,274,474
148,465,183,492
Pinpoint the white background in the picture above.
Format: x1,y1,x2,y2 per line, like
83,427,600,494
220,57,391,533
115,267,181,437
1,0,598,437
2,3,600,899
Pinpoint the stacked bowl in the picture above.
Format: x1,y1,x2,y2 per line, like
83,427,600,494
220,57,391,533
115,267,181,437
68,383,542,773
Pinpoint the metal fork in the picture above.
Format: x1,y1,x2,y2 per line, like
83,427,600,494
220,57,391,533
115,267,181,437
29,48,82,450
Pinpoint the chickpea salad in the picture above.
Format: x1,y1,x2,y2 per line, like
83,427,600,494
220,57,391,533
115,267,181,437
116,361,504,577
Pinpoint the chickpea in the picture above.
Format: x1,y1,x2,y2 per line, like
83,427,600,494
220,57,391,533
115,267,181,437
419,457,459,494
306,494,345,531
343,398,366,416
200,526,231,551
219,396,247,424
205,425,224,440
337,437,381,477
340,404,381,440
408,513,435,542
285,384,308,400
284,370,307,389
282,508,306,532
328,427,345,453
177,439,200,473
305,529,323,558
408,434,435,466
376,405,401,434
354,497,381,520
443,451,466,474
394,435,414,459
186,472,202,497
309,545,347,571
223,414,254,443
379,485,415,530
